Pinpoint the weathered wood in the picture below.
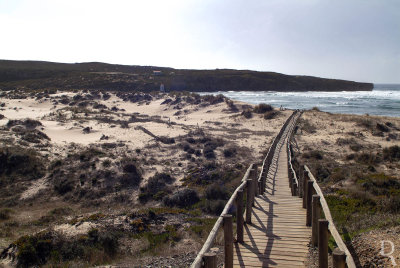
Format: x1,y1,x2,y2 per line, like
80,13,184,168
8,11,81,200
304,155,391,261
246,178,253,224
203,252,217,268
236,190,244,243
253,165,259,198
305,165,357,268
302,170,308,208
306,180,314,226
333,248,346,268
190,164,253,268
223,215,233,268
318,219,329,268
298,165,304,198
292,178,298,196
262,168,267,194
191,111,302,268
312,194,321,247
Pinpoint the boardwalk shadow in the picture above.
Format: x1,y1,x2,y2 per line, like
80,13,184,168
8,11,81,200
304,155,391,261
233,129,306,267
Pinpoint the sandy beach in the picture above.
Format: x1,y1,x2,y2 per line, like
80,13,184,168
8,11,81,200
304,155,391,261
0,90,291,267
1,90,399,267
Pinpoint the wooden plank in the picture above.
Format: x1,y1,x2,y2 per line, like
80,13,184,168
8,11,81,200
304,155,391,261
244,226,311,231
234,252,307,263
235,246,308,257
243,235,310,242
237,243,309,252
233,261,304,268
244,229,311,235
240,238,309,246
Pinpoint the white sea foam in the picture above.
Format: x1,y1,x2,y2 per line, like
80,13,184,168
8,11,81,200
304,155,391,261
198,84,400,117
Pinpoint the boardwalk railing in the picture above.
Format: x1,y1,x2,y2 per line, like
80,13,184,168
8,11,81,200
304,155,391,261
191,111,300,268
301,165,357,268
287,120,356,267
256,111,298,195
286,112,301,197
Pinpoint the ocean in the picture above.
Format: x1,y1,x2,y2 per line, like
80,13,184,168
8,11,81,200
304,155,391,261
199,84,400,118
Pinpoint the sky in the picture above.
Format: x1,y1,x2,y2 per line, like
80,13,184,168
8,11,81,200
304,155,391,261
0,0,399,83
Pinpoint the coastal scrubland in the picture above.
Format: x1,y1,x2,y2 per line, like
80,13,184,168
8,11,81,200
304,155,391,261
0,89,289,267
0,60,373,92
295,110,400,267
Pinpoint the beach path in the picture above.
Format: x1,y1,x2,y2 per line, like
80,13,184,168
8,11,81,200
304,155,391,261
233,130,311,267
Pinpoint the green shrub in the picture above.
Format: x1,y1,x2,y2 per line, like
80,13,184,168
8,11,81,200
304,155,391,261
188,217,217,238
303,150,323,160
138,172,174,203
357,173,400,196
387,196,400,213
205,184,229,200
163,189,200,208
7,119,42,129
263,111,279,120
253,103,273,114
202,94,225,105
78,148,104,162
203,199,226,215
120,161,142,187
14,229,119,267
223,147,237,158
301,119,317,133
203,139,224,159
376,122,389,132
143,225,180,251
356,152,380,165
383,145,400,161
314,163,330,182
203,146,215,159
54,179,74,195
102,159,111,167
0,208,13,220
335,138,362,151
325,194,375,227
0,146,45,181
241,109,252,119
355,118,374,129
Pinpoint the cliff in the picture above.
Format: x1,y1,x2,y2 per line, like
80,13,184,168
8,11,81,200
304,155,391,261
0,60,373,92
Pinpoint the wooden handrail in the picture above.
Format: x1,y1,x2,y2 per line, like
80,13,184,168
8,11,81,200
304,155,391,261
258,111,297,184
286,112,301,196
190,164,253,268
304,165,357,268
191,110,300,268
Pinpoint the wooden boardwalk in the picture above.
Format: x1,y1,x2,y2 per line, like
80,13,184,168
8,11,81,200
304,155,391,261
233,135,311,267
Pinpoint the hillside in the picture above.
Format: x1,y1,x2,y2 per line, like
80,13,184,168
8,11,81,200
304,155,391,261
0,60,373,92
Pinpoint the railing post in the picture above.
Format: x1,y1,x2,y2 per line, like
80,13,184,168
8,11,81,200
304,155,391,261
312,194,320,246
203,252,217,268
223,215,233,268
298,165,303,198
293,179,298,196
302,169,309,208
262,167,267,194
318,219,329,268
332,248,346,268
246,178,253,224
253,165,258,198
236,190,244,243
306,180,314,227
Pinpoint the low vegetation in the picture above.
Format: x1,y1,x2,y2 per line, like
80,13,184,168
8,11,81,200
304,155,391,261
253,103,273,114
296,111,400,255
